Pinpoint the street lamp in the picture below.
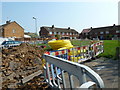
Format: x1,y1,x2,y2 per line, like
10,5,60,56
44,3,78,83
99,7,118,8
33,17,37,36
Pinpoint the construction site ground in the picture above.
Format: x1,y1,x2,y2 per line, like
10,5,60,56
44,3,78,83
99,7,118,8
0,43,119,89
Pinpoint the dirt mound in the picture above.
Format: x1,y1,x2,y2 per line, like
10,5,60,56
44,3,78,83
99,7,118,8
1,43,45,88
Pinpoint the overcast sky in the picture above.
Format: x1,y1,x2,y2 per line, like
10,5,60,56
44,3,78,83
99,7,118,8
1,0,119,34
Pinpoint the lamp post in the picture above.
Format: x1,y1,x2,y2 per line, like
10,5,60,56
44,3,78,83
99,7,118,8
33,17,37,37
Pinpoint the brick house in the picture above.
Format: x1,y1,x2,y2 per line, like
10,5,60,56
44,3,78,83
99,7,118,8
80,24,120,40
39,25,79,39
79,28,91,39
0,21,24,38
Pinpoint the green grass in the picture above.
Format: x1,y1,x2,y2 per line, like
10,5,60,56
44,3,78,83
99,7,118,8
98,40,119,59
70,40,91,46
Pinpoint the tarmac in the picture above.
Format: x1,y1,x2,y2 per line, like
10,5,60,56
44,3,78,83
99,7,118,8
83,57,119,89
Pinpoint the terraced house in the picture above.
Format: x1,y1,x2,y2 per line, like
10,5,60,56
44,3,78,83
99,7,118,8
0,21,24,38
39,25,79,39
80,24,120,40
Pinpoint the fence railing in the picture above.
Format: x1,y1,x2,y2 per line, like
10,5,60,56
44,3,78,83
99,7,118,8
43,54,105,89
45,41,104,63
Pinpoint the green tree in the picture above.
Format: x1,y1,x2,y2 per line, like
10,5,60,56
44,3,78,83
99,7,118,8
55,34,60,39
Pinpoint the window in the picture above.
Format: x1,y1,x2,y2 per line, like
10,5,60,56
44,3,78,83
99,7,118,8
66,32,68,35
86,33,88,35
1,29,3,33
49,32,52,34
58,32,60,35
54,32,56,34
116,30,120,33
48,28,51,30
106,31,109,34
70,33,72,35
100,32,103,34
13,29,15,33
62,32,64,35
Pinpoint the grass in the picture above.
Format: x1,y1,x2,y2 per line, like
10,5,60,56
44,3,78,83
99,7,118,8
70,40,91,46
98,40,119,59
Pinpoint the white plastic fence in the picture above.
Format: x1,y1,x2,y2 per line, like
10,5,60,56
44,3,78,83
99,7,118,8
43,54,105,89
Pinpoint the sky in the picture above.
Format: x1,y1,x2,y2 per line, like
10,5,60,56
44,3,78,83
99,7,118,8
0,0,119,34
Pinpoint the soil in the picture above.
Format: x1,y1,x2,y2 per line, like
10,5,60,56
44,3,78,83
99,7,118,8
1,43,46,88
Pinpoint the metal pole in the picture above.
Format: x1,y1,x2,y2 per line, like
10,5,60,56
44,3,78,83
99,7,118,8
33,17,37,36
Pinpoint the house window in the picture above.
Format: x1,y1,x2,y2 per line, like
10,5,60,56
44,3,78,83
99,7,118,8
66,32,68,35
54,32,56,35
57,32,60,35
100,32,103,34
13,29,15,33
62,32,64,35
49,32,52,34
116,30,120,33
86,33,88,35
48,28,51,30
70,33,72,35
106,31,109,34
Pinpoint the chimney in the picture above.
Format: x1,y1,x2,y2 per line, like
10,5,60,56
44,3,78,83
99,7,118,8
90,27,92,30
52,25,54,28
6,20,11,24
113,24,115,26
68,27,70,29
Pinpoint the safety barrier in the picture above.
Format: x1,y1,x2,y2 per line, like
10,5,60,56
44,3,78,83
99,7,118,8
45,41,104,63
43,54,105,89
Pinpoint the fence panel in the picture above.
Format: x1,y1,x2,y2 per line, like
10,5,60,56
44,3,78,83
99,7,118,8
43,54,105,89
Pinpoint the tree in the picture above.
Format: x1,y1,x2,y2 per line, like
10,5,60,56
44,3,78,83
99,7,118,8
55,34,60,40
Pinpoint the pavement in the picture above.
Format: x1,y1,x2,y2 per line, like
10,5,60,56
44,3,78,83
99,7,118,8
83,57,119,89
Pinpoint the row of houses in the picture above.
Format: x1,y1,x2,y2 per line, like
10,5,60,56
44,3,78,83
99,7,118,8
0,20,120,40
80,24,120,40
39,25,79,39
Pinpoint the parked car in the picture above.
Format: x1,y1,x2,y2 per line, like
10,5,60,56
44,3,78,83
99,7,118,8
0,41,23,49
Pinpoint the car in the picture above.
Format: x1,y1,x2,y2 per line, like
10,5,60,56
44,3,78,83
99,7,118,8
1,41,23,49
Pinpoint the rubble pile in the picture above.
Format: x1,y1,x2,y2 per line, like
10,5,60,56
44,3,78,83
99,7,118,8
1,43,45,88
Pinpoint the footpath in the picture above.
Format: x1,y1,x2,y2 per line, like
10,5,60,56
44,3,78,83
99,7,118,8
83,57,119,89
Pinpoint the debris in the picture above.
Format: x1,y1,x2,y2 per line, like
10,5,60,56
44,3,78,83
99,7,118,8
1,43,45,88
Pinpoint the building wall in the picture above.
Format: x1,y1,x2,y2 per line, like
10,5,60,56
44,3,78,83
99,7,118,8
3,22,24,38
39,27,49,38
89,26,120,40
0,27,3,37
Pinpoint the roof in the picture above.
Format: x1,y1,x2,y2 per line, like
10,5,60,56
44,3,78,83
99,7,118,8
81,24,120,33
91,24,120,30
0,21,24,30
41,26,79,33
81,29,91,33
